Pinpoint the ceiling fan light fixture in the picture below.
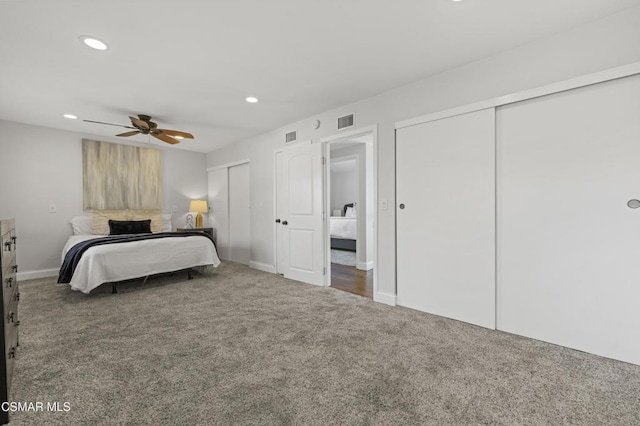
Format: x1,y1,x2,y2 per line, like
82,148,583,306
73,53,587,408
245,96,259,103
63,114,78,119
80,36,108,51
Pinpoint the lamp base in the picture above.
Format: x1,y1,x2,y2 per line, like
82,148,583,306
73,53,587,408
195,212,203,228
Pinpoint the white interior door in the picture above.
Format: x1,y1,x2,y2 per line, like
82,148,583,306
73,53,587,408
228,162,250,265
498,74,640,365
278,142,324,286
396,108,496,329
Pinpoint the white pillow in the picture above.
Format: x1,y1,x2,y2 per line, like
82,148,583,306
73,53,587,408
162,213,172,232
69,215,93,235
345,206,356,218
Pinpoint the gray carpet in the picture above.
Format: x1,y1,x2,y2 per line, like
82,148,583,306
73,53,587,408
331,249,356,266
9,262,640,425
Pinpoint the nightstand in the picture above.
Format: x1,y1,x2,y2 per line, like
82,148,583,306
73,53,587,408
176,227,216,245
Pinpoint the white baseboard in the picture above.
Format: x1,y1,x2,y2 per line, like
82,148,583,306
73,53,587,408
374,291,396,306
356,261,374,271
249,261,276,274
18,268,59,281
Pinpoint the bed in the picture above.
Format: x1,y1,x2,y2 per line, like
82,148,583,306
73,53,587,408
330,203,357,252
59,212,221,294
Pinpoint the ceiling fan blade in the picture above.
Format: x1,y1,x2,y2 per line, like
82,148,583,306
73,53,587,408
116,130,141,137
129,116,150,130
152,132,180,145
159,129,194,139
83,119,136,129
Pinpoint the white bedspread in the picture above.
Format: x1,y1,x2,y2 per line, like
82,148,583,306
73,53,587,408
61,234,221,294
330,217,357,240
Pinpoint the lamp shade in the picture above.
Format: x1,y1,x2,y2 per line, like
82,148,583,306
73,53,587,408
189,200,208,213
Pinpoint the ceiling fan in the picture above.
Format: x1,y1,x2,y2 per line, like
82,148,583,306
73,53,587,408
84,114,194,145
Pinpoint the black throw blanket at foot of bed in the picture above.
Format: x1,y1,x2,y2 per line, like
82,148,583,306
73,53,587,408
58,231,216,284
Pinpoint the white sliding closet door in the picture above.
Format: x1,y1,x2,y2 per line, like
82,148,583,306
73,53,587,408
396,108,496,329
228,163,250,265
498,74,640,365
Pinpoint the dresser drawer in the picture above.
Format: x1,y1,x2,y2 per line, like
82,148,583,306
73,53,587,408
5,322,18,390
0,219,14,236
5,299,19,391
2,269,16,312
5,297,19,348
1,232,15,273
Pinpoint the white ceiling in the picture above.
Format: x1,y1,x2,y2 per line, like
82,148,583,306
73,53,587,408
1,0,639,153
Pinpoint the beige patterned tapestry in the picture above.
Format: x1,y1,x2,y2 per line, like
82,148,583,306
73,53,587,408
82,139,163,210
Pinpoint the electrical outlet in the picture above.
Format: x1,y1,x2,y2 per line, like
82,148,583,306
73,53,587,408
380,199,388,210
48,204,57,213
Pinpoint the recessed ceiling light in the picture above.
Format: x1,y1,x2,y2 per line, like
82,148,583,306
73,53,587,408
245,96,259,103
79,36,108,51
63,114,78,119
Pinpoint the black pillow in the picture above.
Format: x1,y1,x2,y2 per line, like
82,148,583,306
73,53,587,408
108,219,152,235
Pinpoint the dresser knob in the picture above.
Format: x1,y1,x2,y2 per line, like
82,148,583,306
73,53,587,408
15,321,20,327
8,348,15,359
7,312,14,323
12,264,18,273
3,242,10,252
5,277,13,288
15,292,20,302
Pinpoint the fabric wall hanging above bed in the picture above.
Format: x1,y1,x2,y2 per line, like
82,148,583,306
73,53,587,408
82,139,163,210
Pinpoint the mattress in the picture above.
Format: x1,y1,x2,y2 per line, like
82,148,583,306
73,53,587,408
330,217,357,240
61,234,221,293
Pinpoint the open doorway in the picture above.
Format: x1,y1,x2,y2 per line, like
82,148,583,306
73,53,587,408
325,132,375,299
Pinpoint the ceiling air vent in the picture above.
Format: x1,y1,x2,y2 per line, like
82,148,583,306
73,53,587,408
285,130,297,143
337,113,355,130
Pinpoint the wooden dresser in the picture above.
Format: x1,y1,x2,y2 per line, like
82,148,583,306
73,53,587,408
0,219,18,425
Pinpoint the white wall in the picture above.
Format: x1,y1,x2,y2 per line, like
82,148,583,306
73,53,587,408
330,163,356,215
204,7,640,300
0,120,208,276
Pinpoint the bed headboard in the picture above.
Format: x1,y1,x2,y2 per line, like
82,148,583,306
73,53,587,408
343,203,354,216
91,209,163,235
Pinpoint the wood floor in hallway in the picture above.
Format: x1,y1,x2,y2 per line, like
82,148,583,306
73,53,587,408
330,263,373,298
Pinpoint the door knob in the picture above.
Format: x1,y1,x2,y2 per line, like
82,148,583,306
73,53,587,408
275,219,281,223
282,221,288,226
399,204,405,210
627,199,640,209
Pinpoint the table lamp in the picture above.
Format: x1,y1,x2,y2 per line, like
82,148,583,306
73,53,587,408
189,200,208,228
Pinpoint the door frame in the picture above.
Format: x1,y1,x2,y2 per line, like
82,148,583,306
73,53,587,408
321,125,378,298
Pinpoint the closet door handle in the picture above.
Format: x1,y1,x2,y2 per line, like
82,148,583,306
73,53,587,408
275,219,281,223
282,221,288,226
